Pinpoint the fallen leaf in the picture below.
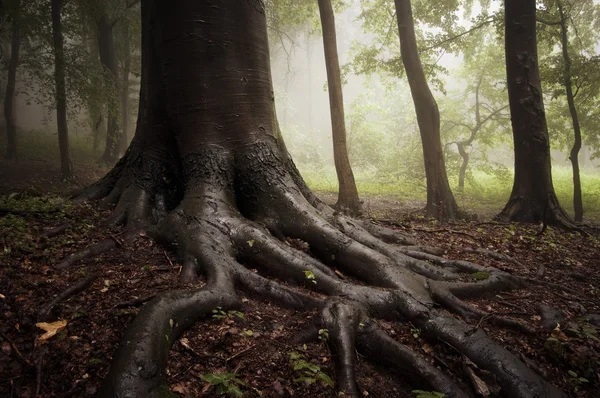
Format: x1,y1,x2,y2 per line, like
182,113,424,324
36,319,67,341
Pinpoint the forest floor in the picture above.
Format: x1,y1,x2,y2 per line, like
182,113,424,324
1,159,600,398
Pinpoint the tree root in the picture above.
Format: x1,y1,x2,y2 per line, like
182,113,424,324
61,139,568,398
356,319,470,398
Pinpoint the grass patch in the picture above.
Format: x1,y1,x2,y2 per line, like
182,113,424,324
297,164,600,221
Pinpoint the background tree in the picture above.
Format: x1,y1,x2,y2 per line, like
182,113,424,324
3,0,21,160
441,27,510,192
393,0,461,220
318,0,361,215
51,0,72,179
497,0,570,225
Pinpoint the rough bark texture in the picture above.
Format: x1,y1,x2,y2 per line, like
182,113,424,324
120,21,131,144
498,0,571,225
72,1,567,397
51,0,73,179
394,0,460,220
558,1,583,222
4,0,21,160
98,15,126,163
317,0,361,215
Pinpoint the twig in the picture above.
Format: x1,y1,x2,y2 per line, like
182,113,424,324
0,330,30,366
227,344,256,362
163,251,174,267
413,227,477,240
38,272,101,322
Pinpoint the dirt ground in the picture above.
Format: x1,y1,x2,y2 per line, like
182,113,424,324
1,159,600,398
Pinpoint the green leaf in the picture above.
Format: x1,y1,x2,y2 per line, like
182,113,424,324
316,372,334,387
294,376,316,385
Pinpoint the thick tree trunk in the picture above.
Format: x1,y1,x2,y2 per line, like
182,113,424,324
3,0,21,160
393,0,460,220
558,2,583,222
498,0,570,225
98,15,126,163
120,22,131,144
317,0,361,215
74,2,567,397
51,0,73,179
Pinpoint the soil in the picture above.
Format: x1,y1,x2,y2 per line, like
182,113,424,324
1,159,599,398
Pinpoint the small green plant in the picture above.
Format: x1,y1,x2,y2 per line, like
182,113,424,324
567,370,589,385
201,372,245,397
212,307,245,320
568,321,599,342
289,351,334,388
304,270,317,284
471,271,490,280
544,337,565,359
412,391,445,398
318,328,329,342
410,327,421,339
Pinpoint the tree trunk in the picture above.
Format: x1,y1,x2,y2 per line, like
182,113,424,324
51,0,73,179
98,15,125,163
4,0,21,160
497,0,570,225
120,21,131,144
457,142,469,192
393,0,460,220
73,2,566,397
558,1,583,222
317,0,361,215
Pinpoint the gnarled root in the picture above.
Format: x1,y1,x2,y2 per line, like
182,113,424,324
64,139,567,398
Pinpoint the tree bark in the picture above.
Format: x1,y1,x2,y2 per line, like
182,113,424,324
317,0,361,215
498,0,571,225
558,1,583,222
51,0,73,179
393,0,460,220
120,21,131,144
98,14,126,163
4,0,21,160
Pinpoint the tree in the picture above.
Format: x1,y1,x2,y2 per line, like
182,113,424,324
3,0,21,160
536,0,600,222
393,0,461,220
71,1,565,396
497,0,570,225
317,0,361,215
51,0,73,179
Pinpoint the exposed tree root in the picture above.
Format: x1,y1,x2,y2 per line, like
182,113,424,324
60,139,567,398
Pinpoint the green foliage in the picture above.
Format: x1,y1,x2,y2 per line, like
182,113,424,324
212,307,245,321
318,328,329,342
288,351,334,388
413,391,446,398
471,271,490,281
304,270,317,284
200,372,246,397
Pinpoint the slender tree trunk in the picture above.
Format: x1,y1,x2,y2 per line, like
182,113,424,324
393,0,460,220
497,0,570,225
120,22,131,144
51,0,73,179
457,142,469,192
558,2,583,222
317,0,361,215
98,15,125,163
4,0,21,160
